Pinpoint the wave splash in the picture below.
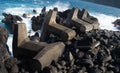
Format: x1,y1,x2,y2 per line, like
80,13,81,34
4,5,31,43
90,12,120,31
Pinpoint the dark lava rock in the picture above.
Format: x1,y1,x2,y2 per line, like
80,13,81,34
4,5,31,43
5,58,19,73
33,9,37,14
2,13,22,33
113,19,120,27
31,15,45,31
0,26,10,61
31,7,47,31
0,26,10,73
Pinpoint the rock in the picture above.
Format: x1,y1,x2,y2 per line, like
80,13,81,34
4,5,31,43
77,51,85,58
0,63,8,73
29,32,40,42
53,7,58,11
0,26,10,73
0,26,10,61
89,66,102,73
33,9,37,13
41,7,46,15
2,13,22,33
31,14,45,31
74,37,100,51
58,9,71,19
0,26,9,45
113,19,120,27
69,52,74,61
77,59,94,67
42,65,57,73
60,60,66,66
22,13,30,18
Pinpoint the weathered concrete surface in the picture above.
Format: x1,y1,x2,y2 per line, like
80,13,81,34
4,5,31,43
67,8,99,32
80,9,99,29
33,42,65,70
13,23,47,58
12,23,65,70
40,10,76,42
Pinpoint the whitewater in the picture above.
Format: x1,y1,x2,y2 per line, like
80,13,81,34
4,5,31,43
0,1,120,53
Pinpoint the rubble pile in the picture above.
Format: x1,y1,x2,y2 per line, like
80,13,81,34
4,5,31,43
0,7,120,73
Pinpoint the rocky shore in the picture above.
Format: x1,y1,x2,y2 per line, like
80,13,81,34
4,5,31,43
0,7,120,73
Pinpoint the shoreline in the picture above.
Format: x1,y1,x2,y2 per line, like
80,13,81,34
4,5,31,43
0,7,120,73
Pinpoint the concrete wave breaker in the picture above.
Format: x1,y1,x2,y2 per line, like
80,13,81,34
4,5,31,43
12,23,65,70
67,8,99,32
40,10,76,42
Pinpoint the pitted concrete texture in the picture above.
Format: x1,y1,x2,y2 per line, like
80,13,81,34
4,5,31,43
67,8,99,32
81,9,99,29
13,23,65,70
13,23,47,58
40,10,76,42
33,42,65,70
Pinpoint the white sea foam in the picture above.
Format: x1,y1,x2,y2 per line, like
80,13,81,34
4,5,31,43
90,12,120,31
4,7,34,15
7,34,13,53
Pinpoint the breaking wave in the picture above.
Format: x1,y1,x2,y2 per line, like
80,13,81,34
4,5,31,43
90,12,120,31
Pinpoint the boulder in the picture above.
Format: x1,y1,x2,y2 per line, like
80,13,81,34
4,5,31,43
33,9,37,13
113,19,120,27
22,13,30,18
31,7,47,31
2,13,22,33
0,26,10,73
0,26,10,60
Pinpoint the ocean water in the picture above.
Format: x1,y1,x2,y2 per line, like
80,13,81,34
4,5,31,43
0,0,120,53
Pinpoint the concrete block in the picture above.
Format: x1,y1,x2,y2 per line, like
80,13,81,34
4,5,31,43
67,8,93,32
81,9,99,29
33,42,65,70
12,23,47,59
40,10,76,42
67,8,99,32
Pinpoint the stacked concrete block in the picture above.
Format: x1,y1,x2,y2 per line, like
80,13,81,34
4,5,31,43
12,23,65,70
67,8,99,32
80,9,99,29
12,23,44,58
40,10,76,42
33,42,65,69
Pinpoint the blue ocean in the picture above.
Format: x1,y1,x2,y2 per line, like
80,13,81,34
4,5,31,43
0,0,120,53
